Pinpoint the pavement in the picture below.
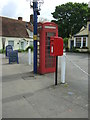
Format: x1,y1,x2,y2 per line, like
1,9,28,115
1,52,88,118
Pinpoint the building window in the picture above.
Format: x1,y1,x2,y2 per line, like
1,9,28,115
76,38,81,47
30,32,33,38
21,42,24,50
83,38,86,47
30,41,33,46
89,24,90,31
8,41,14,47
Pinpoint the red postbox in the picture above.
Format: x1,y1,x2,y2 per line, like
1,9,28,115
50,36,63,56
37,22,58,74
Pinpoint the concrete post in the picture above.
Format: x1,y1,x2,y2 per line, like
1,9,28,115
28,48,31,65
74,38,76,47
86,37,88,47
61,53,66,84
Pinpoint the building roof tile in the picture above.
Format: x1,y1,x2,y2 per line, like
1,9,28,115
74,24,88,37
0,16,33,38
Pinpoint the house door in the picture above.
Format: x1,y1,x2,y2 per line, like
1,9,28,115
70,40,74,49
21,42,24,50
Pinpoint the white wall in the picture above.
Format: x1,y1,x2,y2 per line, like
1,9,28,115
0,37,2,50
26,29,33,39
0,36,33,50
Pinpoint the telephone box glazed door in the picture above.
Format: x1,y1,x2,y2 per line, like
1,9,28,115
45,32,56,68
37,22,58,74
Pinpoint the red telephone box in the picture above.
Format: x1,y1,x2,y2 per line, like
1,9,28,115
37,22,58,74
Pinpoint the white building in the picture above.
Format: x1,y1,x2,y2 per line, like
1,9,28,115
68,20,90,52
0,16,33,51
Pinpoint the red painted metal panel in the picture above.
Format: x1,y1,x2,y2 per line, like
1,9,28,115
50,37,63,56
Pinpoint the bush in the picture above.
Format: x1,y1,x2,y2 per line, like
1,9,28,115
65,47,69,52
18,49,25,53
71,47,79,52
63,38,68,48
82,47,88,49
0,49,6,54
25,46,33,52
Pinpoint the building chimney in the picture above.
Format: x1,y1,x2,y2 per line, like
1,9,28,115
30,14,33,24
18,17,23,21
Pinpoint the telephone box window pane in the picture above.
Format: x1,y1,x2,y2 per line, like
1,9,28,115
45,32,56,68
37,29,40,68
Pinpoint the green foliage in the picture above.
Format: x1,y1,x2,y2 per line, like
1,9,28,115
18,49,25,53
25,46,33,52
63,38,69,51
88,7,90,20
51,2,88,38
63,38,68,48
0,49,6,54
18,46,33,53
71,47,77,52
65,47,69,52
70,47,79,52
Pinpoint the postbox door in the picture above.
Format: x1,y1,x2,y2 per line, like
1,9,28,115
50,37,63,56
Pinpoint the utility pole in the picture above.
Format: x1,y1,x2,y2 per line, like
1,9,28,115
33,0,38,74
28,0,43,73
27,0,43,73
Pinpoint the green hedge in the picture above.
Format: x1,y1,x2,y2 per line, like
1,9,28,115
18,49,25,53
0,49,6,53
18,46,34,53
25,46,33,52
70,47,79,52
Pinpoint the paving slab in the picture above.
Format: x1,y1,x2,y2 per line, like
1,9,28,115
1,53,88,118
3,98,41,118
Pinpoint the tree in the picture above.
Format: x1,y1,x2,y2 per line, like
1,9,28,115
88,2,90,20
51,2,88,38
63,38,68,48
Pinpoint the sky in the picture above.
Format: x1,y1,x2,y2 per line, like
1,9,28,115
0,0,89,22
